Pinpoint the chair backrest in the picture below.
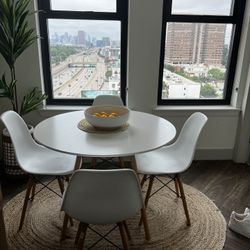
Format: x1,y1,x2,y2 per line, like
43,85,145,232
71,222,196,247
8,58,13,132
92,95,124,106
61,169,144,224
0,111,37,171
170,112,207,171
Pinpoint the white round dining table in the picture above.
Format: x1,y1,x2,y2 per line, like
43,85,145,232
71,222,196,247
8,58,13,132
33,110,176,159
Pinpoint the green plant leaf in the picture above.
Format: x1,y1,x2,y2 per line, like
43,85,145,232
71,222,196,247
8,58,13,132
0,0,37,68
20,87,47,116
0,0,43,116
0,74,17,111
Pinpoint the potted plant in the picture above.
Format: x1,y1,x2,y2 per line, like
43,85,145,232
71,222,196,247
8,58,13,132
0,0,47,176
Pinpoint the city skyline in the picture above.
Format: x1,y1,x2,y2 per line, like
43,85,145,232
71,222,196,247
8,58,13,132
48,19,120,41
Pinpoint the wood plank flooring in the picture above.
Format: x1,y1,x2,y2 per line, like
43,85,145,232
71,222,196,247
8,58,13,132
1,160,250,249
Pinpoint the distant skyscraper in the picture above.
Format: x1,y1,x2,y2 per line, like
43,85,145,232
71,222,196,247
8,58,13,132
165,23,226,66
77,30,86,45
102,37,111,47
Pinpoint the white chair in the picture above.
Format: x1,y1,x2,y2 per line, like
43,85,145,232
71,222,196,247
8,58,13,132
61,169,150,249
92,94,124,106
92,94,125,168
0,111,76,230
135,112,208,226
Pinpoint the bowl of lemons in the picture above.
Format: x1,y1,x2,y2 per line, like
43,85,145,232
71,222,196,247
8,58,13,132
84,105,130,129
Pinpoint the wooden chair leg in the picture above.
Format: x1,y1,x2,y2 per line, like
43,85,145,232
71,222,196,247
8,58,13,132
118,157,125,168
57,177,65,195
91,158,97,168
140,208,151,241
174,175,180,197
140,175,148,188
118,222,129,250
19,176,34,231
60,213,69,241
30,182,36,200
77,223,88,250
144,175,155,208
75,222,83,245
74,156,82,170
139,175,154,226
123,220,131,240
176,175,191,226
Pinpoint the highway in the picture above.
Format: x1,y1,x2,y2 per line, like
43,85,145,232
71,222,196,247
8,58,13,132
52,50,110,98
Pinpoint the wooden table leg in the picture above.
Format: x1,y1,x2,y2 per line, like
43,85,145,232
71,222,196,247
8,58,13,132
74,156,82,170
130,155,138,172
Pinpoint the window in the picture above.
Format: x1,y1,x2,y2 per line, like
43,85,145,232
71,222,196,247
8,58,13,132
37,0,128,106
158,0,246,105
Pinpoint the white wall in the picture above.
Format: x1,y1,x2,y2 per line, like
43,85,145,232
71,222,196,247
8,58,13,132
1,0,250,162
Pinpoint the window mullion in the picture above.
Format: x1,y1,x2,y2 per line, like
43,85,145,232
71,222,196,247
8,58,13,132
166,15,237,24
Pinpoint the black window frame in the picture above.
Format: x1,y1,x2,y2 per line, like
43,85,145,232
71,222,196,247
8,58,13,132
158,0,246,105
37,0,128,106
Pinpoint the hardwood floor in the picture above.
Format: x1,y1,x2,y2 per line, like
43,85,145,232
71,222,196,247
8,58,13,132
182,160,250,250
1,160,250,249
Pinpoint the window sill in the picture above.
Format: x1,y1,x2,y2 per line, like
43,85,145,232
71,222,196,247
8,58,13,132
42,105,89,111
154,105,240,111
153,105,241,117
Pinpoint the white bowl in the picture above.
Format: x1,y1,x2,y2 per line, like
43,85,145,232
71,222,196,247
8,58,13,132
84,105,130,129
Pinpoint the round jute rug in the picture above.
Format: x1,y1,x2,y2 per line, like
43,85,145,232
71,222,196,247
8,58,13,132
3,179,226,250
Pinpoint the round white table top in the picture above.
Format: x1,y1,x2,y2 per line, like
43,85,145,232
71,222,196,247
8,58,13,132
34,110,176,157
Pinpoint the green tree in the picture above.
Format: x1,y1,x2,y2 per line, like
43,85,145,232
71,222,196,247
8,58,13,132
165,64,175,72
105,70,112,78
200,84,218,98
208,68,225,81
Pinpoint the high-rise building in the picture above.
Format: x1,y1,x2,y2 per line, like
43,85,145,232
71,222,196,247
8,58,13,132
77,30,86,45
102,37,111,47
165,23,226,66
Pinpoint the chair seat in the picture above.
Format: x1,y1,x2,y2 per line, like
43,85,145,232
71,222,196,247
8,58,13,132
21,146,76,176
136,146,188,175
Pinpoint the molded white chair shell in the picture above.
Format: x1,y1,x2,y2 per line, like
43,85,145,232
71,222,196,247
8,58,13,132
0,111,75,176
61,169,143,224
91,95,125,168
61,169,150,248
0,110,76,230
135,112,208,226
136,112,208,175
92,95,124,106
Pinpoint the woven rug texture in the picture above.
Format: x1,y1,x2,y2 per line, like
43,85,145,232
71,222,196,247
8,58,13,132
3,178,226,249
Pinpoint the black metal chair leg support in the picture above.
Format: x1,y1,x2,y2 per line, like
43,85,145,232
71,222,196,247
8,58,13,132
176,174,191,226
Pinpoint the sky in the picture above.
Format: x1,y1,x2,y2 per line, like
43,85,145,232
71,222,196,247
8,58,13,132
49,0,233,41
172,0,232,15
51,0,116,12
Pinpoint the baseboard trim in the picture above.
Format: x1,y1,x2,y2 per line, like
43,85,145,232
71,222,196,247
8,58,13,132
194,148,233,160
